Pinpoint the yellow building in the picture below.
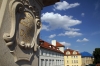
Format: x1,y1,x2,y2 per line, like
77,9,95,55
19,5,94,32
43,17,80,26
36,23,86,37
64,48,82,66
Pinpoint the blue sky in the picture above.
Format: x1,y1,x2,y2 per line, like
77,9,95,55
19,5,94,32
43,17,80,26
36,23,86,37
40,0,100,54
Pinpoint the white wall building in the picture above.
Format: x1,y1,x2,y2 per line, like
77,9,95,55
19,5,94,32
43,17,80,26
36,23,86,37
39,39,65,66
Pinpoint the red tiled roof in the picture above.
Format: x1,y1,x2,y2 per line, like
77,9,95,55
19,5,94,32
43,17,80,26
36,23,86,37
39,39,64,54
56,42,65,47
64,49,81,56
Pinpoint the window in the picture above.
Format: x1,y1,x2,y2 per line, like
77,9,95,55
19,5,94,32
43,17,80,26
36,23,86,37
41,59,44,66
45,51,47,56
47,52,49,56
50,52,52,56
59,54,61,57
74,56,75,58
73,51,77,54
43,50,45,55
76,60,78,63
49,59,51,66
45,59,48,66
71,56,73,58
76,56,77,58
52,52,54,56
52,60,54,66
72,60,73,63
61,60,62,64
67,60,68,63
74,60,76,63
66,51,70,55
57,54,59,57
60,60,61,65
49,52,51,56
41,50,43,55
56,60,57,65
56,53,57,57
51,52,52,56
54,53,55,57
58,60,59,65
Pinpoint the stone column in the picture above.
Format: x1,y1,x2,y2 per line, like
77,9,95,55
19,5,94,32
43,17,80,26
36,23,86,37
0,0,60,66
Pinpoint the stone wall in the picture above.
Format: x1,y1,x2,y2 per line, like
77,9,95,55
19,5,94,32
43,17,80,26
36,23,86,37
0,0,60,66
0,0,42,66
0,0,3,9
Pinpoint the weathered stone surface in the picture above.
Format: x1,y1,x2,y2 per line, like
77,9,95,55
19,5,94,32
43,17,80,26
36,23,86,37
0,0,41,66
0,0,60,66
0,0,3,9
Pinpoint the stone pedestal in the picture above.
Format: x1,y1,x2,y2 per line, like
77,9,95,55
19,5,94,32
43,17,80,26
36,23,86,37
0,0,59,66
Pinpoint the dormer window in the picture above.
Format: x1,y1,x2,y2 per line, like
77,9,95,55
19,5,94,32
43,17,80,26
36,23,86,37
73,51,77,54
49,45,51,48
66,51,70,55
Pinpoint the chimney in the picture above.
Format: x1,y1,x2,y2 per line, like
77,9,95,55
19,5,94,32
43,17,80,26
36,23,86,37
51,40,56,46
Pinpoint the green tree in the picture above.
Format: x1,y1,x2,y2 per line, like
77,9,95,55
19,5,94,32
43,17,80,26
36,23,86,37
93,48,100,64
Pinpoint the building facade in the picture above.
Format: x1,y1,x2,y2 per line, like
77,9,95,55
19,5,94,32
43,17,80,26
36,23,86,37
64,48,82,66
81,52,94,66
39,39,64,66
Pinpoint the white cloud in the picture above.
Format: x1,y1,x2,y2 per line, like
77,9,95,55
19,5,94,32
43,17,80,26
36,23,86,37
49,34,56,38
81,13,85,17
60,41,71,46
53,1,80,11
76,38,89,42
58,31,82,37
42,24,49,31
41,12,82,31
67,27,80,31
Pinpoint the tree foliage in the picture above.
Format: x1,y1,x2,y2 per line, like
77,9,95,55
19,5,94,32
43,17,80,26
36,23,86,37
93,48,100,64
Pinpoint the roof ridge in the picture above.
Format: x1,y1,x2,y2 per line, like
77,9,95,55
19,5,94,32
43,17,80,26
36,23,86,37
56,41,65,47
40,39,64,54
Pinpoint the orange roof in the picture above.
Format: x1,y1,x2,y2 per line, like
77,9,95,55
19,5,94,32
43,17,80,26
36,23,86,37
39,39,64,54
56,41,65,47
64,48,81,56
